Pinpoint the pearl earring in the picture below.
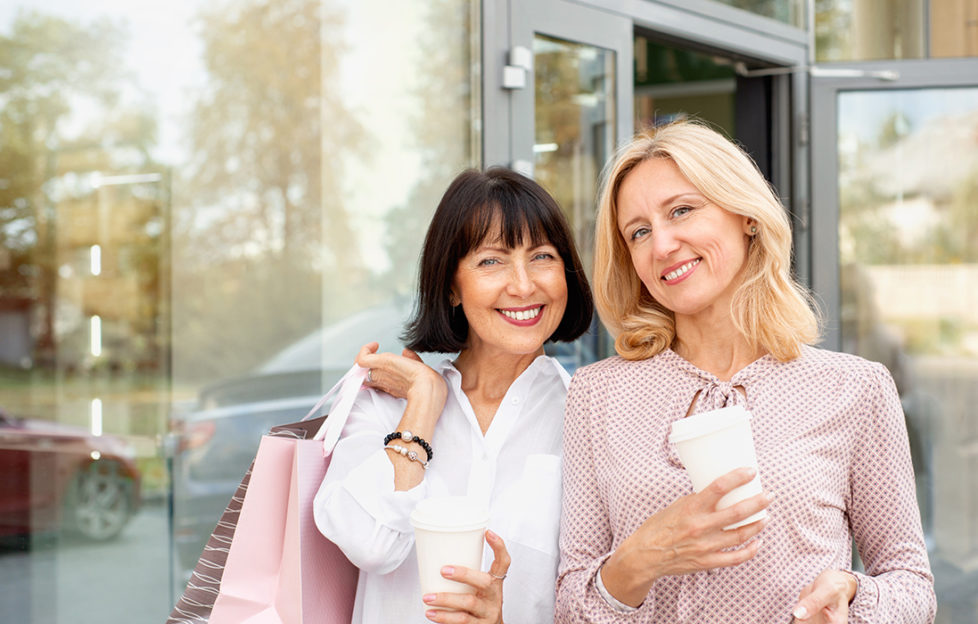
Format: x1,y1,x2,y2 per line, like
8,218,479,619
750,225,758,234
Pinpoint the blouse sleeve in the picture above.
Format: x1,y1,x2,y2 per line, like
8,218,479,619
847,363,936,623
555,369,651,623
313,389,429,575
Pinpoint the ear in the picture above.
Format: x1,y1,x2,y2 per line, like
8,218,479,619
743,216,758,236
449,290,460,307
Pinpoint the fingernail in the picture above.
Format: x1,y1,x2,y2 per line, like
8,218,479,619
425,610,438,621
793,606,808,619
423,594,436,603
441,566,454,576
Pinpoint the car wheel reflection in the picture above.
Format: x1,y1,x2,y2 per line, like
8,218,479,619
66,460,136,541
0,409,143,543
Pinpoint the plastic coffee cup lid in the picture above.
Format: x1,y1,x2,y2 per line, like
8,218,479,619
410,496,490,532
668,405,751,444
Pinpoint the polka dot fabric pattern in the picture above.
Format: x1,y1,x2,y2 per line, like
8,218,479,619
555,346,936,623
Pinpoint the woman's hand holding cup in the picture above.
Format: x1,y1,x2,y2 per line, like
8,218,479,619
422,529,511,624
601,467,771,607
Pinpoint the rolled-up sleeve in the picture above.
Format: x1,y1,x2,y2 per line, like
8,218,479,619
313,391,429,575
847,364,936,623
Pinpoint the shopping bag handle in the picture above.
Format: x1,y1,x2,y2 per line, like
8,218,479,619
298,364,368,452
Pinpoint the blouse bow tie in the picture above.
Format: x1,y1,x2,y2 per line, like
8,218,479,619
694,380,747,413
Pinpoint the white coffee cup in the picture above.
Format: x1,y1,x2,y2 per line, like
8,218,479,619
409,496,489,601
668,405,766,530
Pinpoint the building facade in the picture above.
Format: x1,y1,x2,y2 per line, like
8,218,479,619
0,0,975,621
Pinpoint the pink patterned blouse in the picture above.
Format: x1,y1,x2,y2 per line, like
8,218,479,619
555,345,936,623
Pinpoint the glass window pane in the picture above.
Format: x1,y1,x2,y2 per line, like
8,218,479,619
714,0,805,27
816,0,927,61
533,34,616,368
838,87,978,617
931,0,978,58
633,34,737,133
0,0,478,620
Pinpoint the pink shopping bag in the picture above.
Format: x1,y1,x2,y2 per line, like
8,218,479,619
169,366,365,624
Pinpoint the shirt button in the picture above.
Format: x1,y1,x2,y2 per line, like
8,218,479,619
511,397,520,405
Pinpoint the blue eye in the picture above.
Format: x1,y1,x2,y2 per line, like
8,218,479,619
630,227,651,241
478,258,499,266
671,205,692,218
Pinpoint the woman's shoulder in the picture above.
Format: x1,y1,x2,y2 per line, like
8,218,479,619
793,344,893,386
571,351,675,384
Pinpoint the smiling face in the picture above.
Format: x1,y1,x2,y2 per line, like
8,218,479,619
452,230,568,360
616,157,753,323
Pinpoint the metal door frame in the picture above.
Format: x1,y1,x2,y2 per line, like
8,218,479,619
482,0,812,283
482,0,633,170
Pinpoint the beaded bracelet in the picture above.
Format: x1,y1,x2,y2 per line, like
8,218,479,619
383,430,432,461
385,444,428,470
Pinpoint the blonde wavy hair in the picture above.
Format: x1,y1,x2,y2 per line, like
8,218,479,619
594,119,821,361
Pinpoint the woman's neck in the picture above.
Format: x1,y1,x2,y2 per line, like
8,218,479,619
452,347,543,434
673,316,763,381
453,347,542,400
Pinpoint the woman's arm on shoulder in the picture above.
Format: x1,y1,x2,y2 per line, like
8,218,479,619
313,386,429,574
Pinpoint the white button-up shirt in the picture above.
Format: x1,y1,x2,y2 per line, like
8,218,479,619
314,355,569,624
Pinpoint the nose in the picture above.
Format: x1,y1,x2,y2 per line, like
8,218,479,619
650,228,680,260
506,261,535,298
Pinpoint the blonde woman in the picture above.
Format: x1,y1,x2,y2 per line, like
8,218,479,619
555,120,935,623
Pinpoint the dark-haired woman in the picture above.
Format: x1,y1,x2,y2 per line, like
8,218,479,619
314,167,594,624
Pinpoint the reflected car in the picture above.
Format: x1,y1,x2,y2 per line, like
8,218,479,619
170,300,596,574
170,301,427,572
0,409,142,542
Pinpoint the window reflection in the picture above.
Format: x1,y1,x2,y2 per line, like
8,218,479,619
816,0,978,61
174,0,479,599
715,0,805,27
533,34,615,366
0,0,478,621
838,87,978,618
0,8,172,618
633,34,737,134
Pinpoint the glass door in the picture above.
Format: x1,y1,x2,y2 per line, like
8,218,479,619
506,0,631,370
497,0,801,369
811,60,978,621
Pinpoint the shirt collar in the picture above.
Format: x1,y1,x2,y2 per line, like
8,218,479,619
434,354,568,387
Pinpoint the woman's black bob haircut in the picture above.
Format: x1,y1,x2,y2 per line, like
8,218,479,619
403,167,593,354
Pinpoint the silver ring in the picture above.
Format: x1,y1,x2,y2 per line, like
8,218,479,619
489,572,506,580
366,368,373,383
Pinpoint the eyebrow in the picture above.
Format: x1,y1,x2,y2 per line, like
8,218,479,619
662,192,705,205
473,244,510,253
473,241,556,253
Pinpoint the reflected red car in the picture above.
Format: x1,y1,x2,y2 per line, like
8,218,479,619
0,409,142,541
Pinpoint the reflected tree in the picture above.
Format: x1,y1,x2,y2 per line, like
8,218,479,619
841,110,978,267
814,0,851,61
379,0,475,296
942,167,978,263
0,11,160,367
174,0,368,381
